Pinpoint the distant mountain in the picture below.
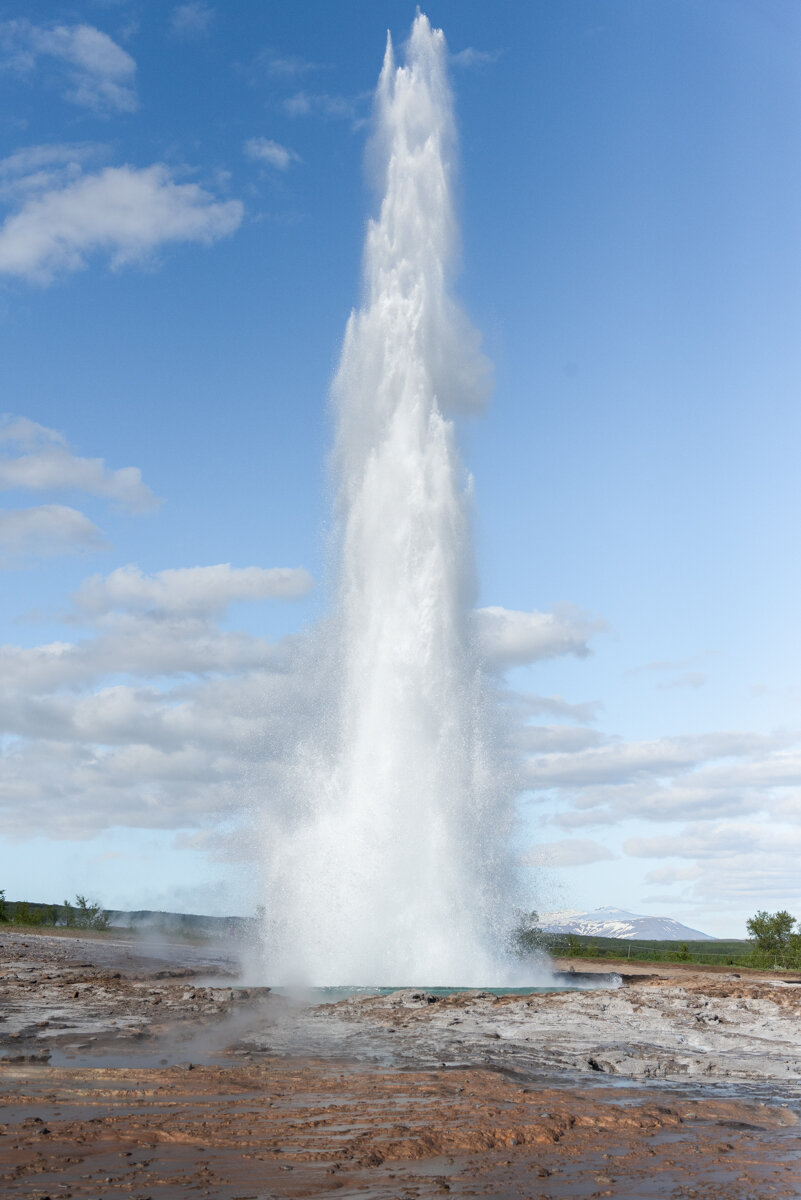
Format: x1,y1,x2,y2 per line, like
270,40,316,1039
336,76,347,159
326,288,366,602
538,906,715,942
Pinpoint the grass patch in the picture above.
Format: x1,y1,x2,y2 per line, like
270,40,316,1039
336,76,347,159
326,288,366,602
520,931,767,969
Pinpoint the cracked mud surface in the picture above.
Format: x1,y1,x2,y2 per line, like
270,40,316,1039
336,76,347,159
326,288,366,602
2,930,801,1198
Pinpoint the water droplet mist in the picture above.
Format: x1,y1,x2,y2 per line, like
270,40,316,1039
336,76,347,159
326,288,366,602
260,13,521,985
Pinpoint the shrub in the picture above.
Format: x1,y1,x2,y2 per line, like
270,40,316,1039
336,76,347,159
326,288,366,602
746,910,800,968
61,895,109,931
746,910,795,956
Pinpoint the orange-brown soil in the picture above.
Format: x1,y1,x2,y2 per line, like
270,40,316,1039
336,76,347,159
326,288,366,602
1,1058,800,1198
2,930,801,1198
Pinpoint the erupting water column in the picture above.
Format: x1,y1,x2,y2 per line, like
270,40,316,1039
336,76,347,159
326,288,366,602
262,14,518,985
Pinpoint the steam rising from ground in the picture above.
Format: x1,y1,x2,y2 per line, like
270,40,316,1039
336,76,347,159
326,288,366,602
259,15,522,986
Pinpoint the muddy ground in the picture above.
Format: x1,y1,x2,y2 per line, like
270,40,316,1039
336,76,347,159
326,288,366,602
2,929,801,1198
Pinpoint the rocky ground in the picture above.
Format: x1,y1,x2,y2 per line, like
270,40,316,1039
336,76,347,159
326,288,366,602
1,929,801,1197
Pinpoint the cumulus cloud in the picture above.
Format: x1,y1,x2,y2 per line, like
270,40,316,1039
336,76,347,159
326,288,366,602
509,692,602,725
74,562,314,617
512,725,606,754
450,47,502,69
0,653,309,840
244,137,299,171
537,732,801,843
522,838,616,868
0,164,243,284
170,3,214,38
0,555,317,839
0,19,137,113
253,48,317,79
0,416,160,513
0,564,313,696
0,733,243,839
0,622,278,694
625,823,801,862
0,417,64,447
520,710,801,922
551,782,756,828
0,143,102,201
625,822,801,917
475,604,604,673
0,505,107,556
523,731,778,791
283,91,354,119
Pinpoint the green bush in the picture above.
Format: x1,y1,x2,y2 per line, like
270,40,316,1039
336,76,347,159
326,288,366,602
62,894,109,931
745,910,801,969
5,899,58,926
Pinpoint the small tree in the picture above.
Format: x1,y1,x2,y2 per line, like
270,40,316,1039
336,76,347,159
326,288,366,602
0,889,6,923
73,895,109,930
746,910,796,960
62,895,109,931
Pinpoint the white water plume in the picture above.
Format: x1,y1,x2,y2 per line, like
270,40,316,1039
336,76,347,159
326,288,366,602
260,14,522,986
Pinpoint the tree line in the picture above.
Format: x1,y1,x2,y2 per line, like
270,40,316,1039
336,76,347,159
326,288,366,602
0,890,109,930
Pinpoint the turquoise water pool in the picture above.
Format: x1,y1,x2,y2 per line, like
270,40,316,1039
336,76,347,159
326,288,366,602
268,984,582,1001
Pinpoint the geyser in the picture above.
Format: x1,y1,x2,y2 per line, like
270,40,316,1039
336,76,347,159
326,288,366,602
261,14,520,986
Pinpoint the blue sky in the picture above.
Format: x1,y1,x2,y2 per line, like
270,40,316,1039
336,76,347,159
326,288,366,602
1,1,800,936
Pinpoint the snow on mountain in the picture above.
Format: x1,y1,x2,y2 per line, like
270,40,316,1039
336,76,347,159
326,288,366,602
538,906,715,941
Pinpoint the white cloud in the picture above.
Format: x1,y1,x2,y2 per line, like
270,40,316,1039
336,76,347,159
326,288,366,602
0,621,278,693
0,562,313,703
244,137,299,171
625,822,801,917
0,504,107,556
509,692,602,724
0,416,65,447
283,91,354,119
74,562,314,617
524,731,778,790
536,732,801,842
523,838,616,868
0,416,160,513
254,49,317,79
0,143,102,201
550,781,756,828
450,48,502,69
0,19,137,113
475,604,604,673
625,823,801,862
0,554,317,839
170,3,214,38
0,734,243,839
522,716,801,923
512,725,605,754
0,164,244,284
